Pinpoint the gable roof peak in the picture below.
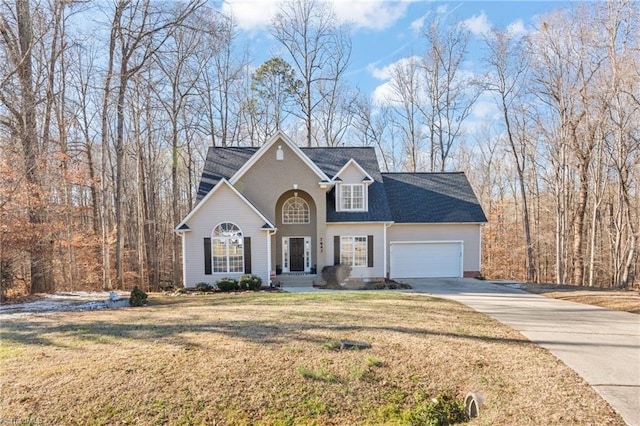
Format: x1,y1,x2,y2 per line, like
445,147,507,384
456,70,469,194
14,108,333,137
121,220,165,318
176,178,274,231
332,158,374,182
229,131,330,184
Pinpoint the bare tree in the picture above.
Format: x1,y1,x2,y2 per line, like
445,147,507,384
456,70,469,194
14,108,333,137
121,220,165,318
482,28,536,282
352,94,393,172
421,12,479,171
101,0,203,289
602,0,639,287
531,5,614,285
194,11,247,147
153,10,206,288
385,56,425,171
0,0,54,293
271,0,351,147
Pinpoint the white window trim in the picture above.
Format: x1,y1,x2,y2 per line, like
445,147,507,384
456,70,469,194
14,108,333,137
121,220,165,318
340,235,368,267
282,196,311,224
282,236,312,273
337,183,367,212
212,222,244,274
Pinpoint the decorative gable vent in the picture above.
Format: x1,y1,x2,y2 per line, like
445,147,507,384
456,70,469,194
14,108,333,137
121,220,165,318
276,145,284,160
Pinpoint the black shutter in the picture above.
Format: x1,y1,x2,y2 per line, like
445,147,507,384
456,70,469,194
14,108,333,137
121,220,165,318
367,235,374,267
204,238,212,275
334,235,340,265
244,237,251,273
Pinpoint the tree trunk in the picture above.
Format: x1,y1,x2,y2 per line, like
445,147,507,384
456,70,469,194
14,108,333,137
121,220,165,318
15,0,54,293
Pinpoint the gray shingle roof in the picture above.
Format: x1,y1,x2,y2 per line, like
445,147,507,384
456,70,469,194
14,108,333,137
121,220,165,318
194,146,486,224
301,148,392,222
382,173,487,223
196,147,257,203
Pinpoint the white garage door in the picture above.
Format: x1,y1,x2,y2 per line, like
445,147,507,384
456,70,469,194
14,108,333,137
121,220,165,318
390,241,462,278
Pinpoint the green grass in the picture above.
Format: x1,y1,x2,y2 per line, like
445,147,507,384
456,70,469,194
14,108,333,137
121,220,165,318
297,365,338,382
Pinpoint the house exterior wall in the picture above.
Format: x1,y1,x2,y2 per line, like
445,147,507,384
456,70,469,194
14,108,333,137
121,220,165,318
339,163,366,183
387,224,482,275
325,223,386,279
235,138,328,273
275,189,317,272
182,183,269,287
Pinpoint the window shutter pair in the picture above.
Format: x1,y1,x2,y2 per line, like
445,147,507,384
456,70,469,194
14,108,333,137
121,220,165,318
333,235,374,267
204,237,251,274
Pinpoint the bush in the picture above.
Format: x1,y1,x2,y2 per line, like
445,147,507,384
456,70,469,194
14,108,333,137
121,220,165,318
365,281,387,290
129,286,148,306
216,278,238,292
195,282,213,292
239,274,262,291
321,264,352,288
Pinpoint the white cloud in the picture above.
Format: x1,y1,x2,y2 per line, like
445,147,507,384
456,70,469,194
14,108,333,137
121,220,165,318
472,100,500,120
368,55,421,81
221,1,279,31
371,81,396,107
506,19,527,37
410,13,428,34
221,0,414,32
462,11,492,37
332,0,412,31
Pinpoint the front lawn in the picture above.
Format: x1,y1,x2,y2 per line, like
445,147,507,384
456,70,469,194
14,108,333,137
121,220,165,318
0,292,623,425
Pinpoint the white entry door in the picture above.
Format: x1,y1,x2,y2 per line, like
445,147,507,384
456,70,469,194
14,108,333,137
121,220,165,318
283,237,311,273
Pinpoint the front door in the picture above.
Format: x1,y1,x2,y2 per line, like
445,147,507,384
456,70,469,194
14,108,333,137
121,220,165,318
289,238,305,272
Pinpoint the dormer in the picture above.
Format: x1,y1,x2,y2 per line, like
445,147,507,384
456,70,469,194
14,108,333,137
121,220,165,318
332,159,374,212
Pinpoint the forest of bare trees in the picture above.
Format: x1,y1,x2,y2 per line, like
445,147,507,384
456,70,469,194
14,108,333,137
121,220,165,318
1,0,638,298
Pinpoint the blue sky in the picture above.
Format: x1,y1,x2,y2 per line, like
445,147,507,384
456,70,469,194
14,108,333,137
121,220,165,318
221,0,571,98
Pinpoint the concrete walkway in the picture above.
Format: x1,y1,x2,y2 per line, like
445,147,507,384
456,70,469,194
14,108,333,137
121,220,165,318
285,279,640,425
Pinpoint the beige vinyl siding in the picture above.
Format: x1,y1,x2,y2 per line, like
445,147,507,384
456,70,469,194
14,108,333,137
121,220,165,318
387,224,482,274
325,223,386,279
338,163,366,183
182,183,269,287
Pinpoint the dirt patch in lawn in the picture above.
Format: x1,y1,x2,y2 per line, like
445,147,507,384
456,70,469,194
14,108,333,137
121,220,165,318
0,292,623,425
507,283,640,314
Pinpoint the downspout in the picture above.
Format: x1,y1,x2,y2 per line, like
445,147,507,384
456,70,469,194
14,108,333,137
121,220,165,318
266,229,276,285
175,231,187,288
384,222,393,280
478,224,483,277
182,233,187,287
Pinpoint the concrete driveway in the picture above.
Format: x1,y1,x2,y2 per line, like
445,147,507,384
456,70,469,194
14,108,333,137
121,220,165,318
401,278,640,426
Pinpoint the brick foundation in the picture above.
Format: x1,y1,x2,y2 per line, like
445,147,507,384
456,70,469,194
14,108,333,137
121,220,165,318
464,271,481,278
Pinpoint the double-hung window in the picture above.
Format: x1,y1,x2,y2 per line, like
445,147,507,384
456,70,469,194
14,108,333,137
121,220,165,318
212,222,244,273
339,184,365,211
340,236,368,267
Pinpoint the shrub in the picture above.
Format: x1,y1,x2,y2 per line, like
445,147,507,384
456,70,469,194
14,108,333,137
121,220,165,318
365,281,387,290
216,278,238,292
239,274,262,291
129,286,148,306
195,282,213,292
321,264,352,288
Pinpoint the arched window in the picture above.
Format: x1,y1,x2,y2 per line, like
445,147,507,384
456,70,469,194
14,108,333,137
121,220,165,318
282,197,310,224
212,222,243,273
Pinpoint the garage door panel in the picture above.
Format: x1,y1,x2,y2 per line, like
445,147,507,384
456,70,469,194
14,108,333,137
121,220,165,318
391,242,462,278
